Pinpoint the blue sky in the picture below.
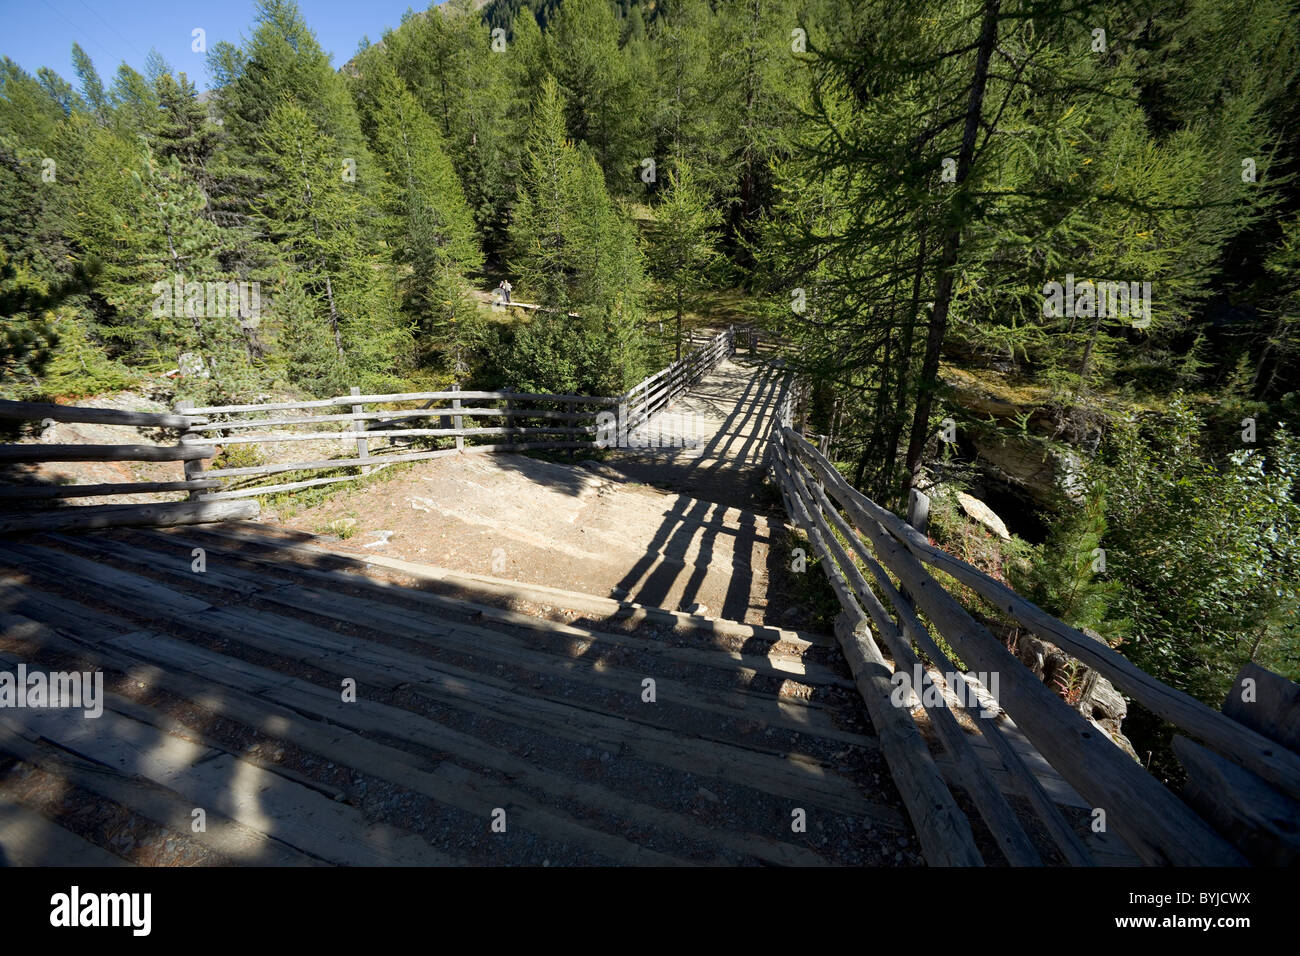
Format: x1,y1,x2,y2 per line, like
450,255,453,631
0,0,441,90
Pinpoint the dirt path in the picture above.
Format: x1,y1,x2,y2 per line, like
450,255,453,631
604,353,789,512
274,451,803,625
273,350,807,626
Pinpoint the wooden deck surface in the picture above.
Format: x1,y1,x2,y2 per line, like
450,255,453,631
0,523,920,865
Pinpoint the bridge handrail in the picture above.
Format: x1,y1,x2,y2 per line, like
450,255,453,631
769,415,1300,865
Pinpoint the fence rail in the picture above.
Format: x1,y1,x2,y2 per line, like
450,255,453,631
174,325,745,501
0,324,748,525
0,399,257,533
766,383,1299,866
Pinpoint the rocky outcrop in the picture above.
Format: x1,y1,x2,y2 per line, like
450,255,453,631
1015,631,1139,762
968,429,1086,505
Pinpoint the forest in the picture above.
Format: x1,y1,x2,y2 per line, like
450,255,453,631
1,0,1297,725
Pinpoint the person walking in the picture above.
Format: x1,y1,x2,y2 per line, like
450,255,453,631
502,279,512,304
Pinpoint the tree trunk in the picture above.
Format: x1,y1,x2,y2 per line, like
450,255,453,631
902,0,1001,494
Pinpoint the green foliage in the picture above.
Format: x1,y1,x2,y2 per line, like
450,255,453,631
1012,485,1128,638
1096,398,1300,699
644,161,722,359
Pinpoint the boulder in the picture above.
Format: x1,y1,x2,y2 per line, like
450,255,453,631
956,491,1011,539
1088,675,1128,722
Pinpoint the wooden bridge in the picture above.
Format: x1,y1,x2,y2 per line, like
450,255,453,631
0,327,1296,866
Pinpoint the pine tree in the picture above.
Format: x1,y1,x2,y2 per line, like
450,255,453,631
545,0,641,192
257,98,410,390
358,60,483,375
645,161,722,360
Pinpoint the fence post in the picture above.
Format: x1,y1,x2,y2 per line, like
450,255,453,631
350,386,369,475
451,383,464,453
567,400,576,458
906,488,931,537
175,400,207,500
814,434,830,496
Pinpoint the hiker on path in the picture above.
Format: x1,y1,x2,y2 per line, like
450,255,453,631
497,279,512,304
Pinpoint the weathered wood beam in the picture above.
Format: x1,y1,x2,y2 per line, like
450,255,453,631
771,446,985,866
0,498,258,535
785,427,1300,805
0,399,201,429
786,446,1043,865
1174,735,1300,867
783,432,1246,865
0,479,220,500
1222,662,1300,754
0,443,213,463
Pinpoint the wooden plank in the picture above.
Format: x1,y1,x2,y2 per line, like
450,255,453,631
1222,661,1300,754
203,447,458,479
787,426,1300,804
202,442,586,480
0,577,143,638
0,541,214,616
174,521,838,649
0,794,130,866
786,433,1249,865
58,566,888,824
341,390,614,405
787,449,1043,865
119,528,840,680
0,723,322,866
4,626,683,865
0,479,220,500
185,398,340,415
200,471,387,501
44,533,268,597
771,450,983,865
3,701,457,866
0,499,257,535
68,627,829,866
258,582,859,742
198,425,585,444
1174,735,1300,866
0,443,212,463
841,531,1095,865
0,399,199,430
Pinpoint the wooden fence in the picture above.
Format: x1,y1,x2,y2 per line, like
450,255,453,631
767,390,1300,866
178,388,613,501
175,325,743,501
0,324,746,519
621,326,736,434
0,400,258,533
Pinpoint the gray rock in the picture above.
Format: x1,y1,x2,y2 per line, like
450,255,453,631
956,491,1011,539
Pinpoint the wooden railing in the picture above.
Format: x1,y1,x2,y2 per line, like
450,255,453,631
0,326,748,520
0,400,258,533
767,394,1300,866
621,326,735,434
179,328,742,500
178,388,614,500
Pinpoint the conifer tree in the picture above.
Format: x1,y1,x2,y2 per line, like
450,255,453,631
645,161,721,360
358,60,483,375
